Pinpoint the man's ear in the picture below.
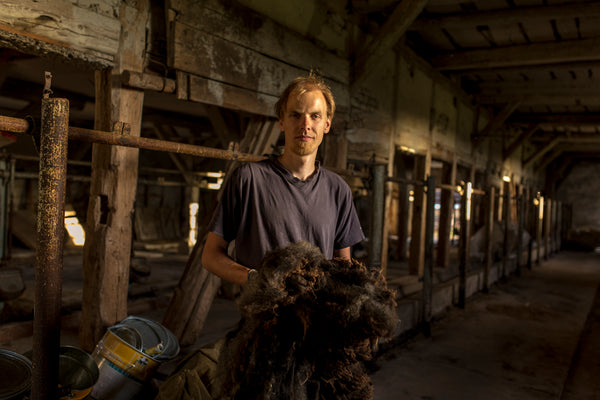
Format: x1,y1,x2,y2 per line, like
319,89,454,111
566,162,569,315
324,117,332,134
279,118,284,131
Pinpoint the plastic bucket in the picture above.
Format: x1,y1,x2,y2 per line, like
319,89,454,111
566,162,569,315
90,316,179,400
0,349,31,400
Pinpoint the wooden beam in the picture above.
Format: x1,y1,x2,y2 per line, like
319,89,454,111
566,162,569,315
477,93,600,108
476,81,600,98
168,0,348,85
0,0,119,66
432,38,600,71
523,137,562,169
473,101,521,144
503,124,539,161
411,2,600,31
80,0,149,352
509,113,600,126
352,0,428,86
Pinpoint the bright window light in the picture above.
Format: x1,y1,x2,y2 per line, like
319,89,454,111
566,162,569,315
188,202,199,248
64,211,85,246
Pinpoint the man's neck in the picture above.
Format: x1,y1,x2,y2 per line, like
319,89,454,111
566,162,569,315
278,153,317,181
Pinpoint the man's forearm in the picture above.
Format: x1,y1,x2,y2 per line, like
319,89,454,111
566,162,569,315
202,232,251,285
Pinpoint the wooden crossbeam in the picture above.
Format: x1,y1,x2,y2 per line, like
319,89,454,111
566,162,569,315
432,38,600,71
352,0,428,86
411,2,600,31
503,124,539,161
510,113,600,126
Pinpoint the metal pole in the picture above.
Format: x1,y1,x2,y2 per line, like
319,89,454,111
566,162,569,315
368,163,386,269
458,182,472,309
31,97,69,400
484,186,495,293
422,175,436,336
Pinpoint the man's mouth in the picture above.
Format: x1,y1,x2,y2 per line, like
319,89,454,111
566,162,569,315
296,135,313,142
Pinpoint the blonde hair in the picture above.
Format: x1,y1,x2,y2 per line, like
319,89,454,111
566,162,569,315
274,70,335,120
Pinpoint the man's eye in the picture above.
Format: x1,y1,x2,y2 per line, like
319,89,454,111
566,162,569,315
312,114,321,120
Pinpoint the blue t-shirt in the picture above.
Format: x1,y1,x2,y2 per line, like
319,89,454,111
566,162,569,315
208,158,365,269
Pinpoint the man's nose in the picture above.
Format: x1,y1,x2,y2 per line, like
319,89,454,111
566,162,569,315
302,115,311,129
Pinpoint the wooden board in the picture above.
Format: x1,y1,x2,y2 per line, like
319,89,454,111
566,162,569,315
168,0,348,85
0,0,120,65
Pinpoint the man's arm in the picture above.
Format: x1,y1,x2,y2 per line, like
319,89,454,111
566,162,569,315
333,247,351,260
202,232,251,285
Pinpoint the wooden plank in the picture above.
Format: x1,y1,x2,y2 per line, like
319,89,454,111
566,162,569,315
432,38,600,71
503,124,538,161
171,21,349,108
0,0,119,64
183,73,278,117
79,1,149,352
436,157,456,268
168,0,348,85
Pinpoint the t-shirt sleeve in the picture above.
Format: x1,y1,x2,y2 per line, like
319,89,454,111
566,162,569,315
208,166,244,243
334,183,365,249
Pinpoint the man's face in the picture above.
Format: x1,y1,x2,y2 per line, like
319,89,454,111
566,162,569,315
279,90,331,157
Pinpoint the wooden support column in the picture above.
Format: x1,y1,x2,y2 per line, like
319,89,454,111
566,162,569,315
516,186,524,276
526,188,533,270
437,158,457,268
422,175,436,337
409,154,429,276
536,196,544,265
458,182,472,309
80,0,149,351
368,164,386,270
484,186,495,292
544,198,552,261
502,182,511,278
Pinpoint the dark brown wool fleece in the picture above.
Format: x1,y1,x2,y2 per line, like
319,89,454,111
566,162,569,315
215,241,398,400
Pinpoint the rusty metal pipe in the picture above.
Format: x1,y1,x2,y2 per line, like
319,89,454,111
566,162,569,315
0,115,30,134
31,98,69,400
1,114,367,178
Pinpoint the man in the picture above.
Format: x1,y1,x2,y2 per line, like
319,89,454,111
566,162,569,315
201,71,364,285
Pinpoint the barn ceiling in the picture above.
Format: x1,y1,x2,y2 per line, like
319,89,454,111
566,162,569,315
397,0,600,170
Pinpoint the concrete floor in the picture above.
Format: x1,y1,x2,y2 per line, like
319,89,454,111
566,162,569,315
1,250,599,399
370,251,600,400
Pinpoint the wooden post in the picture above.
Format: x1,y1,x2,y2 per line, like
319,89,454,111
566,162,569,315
502,182,511,278
526,187,533,270
458,182,472,309
484,186,495,293
409,154,429,276
437,158,457,268
544,198,551,261
536,196,543,265
80,1,149,351
516,187,524,276
422,175,436,337
32,96,69,400
368,164,386,270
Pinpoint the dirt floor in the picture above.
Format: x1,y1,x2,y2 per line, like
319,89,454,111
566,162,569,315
370,251,600,400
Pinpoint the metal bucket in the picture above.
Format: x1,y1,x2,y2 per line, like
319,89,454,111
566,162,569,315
57,346,99,400
0,349,31,400
90,316,179,400
22,346,99,400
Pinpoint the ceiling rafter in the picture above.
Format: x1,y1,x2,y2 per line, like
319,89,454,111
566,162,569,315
352,0,428,87
410,2,600,32
432,37,600,71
